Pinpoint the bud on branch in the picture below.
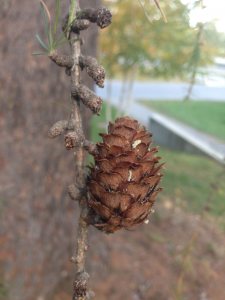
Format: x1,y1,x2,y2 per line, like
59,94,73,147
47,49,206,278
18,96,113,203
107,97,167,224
79,55,105,88
73,272,89,299
76,7,112,29
49,51,73,68
48,120,70,138
71,84,102,114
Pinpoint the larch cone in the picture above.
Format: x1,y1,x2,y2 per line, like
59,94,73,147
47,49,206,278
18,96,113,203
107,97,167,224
87,117,163,233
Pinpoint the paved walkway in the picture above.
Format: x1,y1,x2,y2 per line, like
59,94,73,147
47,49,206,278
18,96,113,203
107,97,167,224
97,80,225,102
105,97,225,165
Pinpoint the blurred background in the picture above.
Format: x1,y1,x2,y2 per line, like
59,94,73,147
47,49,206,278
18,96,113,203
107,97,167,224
0,0,225,299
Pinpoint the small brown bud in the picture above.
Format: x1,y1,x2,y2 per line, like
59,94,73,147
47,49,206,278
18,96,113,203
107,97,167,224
65,131,83,150
76,7,112,29
49,51,73,68
71,84,102,115
73,272,89,299
79,55,105,88
96,7,112,29
48,120,68,138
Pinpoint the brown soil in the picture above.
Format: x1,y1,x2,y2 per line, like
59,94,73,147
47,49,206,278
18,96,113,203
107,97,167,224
50,198,225,300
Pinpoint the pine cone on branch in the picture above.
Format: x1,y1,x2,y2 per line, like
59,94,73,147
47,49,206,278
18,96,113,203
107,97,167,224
87,117,163,233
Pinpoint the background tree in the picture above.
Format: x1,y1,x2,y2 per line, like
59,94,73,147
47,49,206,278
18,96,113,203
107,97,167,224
100,0,222,114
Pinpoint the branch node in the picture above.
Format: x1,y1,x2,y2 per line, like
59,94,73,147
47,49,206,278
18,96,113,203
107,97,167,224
65,131,84,150
72,19,91,33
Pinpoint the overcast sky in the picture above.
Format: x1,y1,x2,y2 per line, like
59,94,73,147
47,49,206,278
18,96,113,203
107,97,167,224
182,0,225,32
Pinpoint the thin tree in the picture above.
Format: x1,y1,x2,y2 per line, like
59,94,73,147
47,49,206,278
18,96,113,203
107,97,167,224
184,0,205,101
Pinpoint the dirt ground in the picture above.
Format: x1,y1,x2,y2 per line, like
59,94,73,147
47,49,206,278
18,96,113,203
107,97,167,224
50,197,225,300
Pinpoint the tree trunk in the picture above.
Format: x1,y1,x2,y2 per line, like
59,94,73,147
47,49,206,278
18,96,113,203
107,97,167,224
0,1,100,299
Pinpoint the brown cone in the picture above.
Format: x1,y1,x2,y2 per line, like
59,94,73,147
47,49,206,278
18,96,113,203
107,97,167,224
87,117,163,233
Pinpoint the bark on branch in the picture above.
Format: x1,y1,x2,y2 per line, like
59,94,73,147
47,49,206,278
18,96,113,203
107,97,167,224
65,131,84,150
68,2,91,300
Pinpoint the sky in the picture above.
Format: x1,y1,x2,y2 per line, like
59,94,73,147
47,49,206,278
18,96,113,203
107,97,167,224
184,0,225,33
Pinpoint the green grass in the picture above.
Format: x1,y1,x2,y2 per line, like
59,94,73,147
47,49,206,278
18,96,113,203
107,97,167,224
91,103,225,218
159,148,225,217
141,101,225,141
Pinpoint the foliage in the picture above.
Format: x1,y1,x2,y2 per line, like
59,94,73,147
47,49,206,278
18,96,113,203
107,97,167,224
203,22,225,57
100,0,221,79
34,0,66,55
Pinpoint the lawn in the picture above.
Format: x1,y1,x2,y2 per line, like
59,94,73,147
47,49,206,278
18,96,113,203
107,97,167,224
90,103,225,219
141,100,225,141
160,147,225,217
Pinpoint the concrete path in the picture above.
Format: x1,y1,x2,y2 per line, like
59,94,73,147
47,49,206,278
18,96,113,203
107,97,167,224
102,95,225,165
97,80,225,101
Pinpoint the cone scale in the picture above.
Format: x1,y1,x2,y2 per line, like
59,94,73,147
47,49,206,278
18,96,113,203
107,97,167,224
88,117,163,233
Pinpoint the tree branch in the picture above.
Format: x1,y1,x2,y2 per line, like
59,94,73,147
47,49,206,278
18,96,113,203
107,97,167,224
45,1,112,299
68,1,90,299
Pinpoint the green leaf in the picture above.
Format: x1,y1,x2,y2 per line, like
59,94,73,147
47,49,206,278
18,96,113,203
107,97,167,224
39,0,51,41
32,52,46,56
67,0,76,38
47,24,53,51
53,0,61,38
35,34,48,50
